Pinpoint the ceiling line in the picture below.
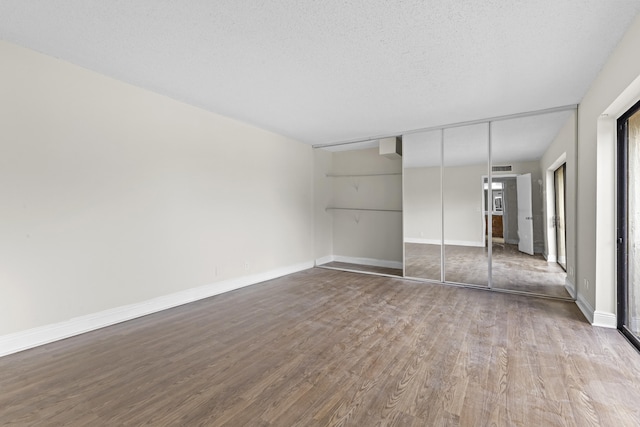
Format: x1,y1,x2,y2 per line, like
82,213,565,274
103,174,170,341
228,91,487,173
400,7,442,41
312,104,578,149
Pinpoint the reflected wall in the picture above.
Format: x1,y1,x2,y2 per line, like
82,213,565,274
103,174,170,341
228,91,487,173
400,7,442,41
443,124,489,286
403,130,441,281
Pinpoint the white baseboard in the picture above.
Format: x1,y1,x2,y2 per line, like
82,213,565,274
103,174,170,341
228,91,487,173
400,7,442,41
315,255,334,266
564,277,576,298
404,237,440,245
593,311,616,328
332,255,403,269
404,237,483,247
0,261,313,358
574,289,616,328
576,292,595,324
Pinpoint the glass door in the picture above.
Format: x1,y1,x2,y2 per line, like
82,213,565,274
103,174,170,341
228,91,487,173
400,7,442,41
554,164,567,271
618,99,640,349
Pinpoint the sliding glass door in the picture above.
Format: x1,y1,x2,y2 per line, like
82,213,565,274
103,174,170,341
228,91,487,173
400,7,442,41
618,100,640,349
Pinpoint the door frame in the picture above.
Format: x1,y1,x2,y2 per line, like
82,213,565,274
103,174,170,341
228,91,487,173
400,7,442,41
545,153,567,264
616,98,640,350
482,174,517,247
553,163,567,271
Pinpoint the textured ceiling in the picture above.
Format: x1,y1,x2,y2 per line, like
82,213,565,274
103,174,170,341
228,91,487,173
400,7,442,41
0,1,639,145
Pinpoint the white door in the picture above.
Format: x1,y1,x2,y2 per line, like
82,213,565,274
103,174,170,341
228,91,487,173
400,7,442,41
517,173,534,255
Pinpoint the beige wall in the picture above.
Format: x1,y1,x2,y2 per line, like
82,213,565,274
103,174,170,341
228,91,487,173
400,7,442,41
0,41,314,336
576,13,640,324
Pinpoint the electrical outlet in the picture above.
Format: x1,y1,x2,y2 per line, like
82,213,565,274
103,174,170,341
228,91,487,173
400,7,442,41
243,261,249,271
214,266,219,277
584,278,589,289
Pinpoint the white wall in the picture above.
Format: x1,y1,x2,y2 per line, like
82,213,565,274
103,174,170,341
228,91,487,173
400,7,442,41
403,166,441,242
405,161,543,249
443,163,486,246
576,13,640,327
314,150,334,263
0,41,314,339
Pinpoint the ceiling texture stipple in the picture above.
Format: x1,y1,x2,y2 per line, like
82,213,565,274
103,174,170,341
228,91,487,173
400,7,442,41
0,1,639,145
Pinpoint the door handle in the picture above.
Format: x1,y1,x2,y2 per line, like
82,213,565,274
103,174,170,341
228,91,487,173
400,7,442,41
526,216,533,220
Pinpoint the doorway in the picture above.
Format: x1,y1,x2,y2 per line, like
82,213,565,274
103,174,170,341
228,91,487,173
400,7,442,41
617,99,640,350
554,164,567,271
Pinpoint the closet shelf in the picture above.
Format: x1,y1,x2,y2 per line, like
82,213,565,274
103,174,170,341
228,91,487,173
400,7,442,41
325,172,402,177
325,207,402,212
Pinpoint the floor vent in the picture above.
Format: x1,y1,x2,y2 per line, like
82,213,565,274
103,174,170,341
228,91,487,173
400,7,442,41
492,165,512,172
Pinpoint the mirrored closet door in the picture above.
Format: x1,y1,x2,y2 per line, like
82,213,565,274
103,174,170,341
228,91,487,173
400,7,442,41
443,123,489,287
490,111,574,298
401,108,576,299
403,130,442,281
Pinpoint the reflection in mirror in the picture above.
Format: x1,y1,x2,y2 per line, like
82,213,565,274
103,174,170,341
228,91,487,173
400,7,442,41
403,130,442,281
443,123,489,286
490,111,575,298
313,140,403,277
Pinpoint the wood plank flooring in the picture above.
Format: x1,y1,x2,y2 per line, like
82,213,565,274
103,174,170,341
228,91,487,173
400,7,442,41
1,268,639,426
405,242,570,298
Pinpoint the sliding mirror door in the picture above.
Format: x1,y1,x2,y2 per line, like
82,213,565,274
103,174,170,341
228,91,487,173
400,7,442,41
403,131,442,281
443,124,489,286
490,111,575,298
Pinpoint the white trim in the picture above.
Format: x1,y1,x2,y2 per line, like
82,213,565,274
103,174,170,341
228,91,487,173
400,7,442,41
404,237,484,247
404,237,440,245
0,261,313,358
574,292,616,328
332,255,403,269
315,255,335,266
593,311,617,328
576,292,595,324
565,277,576,299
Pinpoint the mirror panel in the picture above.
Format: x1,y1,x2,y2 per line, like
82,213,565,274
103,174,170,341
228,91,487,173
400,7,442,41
403,130,442,281
443,123,489,286
490,111,574,297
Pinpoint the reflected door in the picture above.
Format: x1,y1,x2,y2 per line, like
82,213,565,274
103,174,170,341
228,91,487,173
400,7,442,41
516,173,534,255
554,164,567,270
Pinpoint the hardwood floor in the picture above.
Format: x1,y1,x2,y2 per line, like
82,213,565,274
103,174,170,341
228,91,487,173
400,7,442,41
405,242,570,298
1,268,639,426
